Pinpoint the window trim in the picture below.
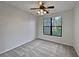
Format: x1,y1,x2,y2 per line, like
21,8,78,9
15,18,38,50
43,16,62,37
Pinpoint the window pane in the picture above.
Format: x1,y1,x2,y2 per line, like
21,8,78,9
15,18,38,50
53,16,62,26
43,17,51,26
43,27,51,35
52,27,62,37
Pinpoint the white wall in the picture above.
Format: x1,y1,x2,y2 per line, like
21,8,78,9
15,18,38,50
0,3,36,54
36,9,73,46
73,2,79,56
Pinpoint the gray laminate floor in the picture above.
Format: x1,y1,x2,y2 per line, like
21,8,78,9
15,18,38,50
0,39,78,57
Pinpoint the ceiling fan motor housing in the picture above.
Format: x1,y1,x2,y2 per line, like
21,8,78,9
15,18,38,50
40,5,46,9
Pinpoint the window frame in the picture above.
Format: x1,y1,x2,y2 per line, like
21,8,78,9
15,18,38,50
52,16,62,37
43,17,52,35
43,16,62,37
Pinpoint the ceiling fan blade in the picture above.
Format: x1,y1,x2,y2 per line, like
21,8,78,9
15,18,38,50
30,8,40,10
38,1,44,5
47,6,54,9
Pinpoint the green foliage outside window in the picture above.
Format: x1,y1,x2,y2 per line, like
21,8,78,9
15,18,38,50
43,16,62,37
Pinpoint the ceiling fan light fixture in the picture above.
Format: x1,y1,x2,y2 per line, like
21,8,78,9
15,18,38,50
40,9,43,12
37,9,47,15
41,13,43,15
37,11,43,15
37,11,40,14
30,1,54,15
44,11,47,14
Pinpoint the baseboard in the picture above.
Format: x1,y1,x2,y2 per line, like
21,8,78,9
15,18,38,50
36,38,79,56
73,47,79,56
36,38,73,47
0,39,35,55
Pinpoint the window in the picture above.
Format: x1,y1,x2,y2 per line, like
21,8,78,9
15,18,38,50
43,16,62,37
43,17,52,35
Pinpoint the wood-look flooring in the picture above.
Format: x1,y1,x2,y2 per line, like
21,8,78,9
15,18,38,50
0,39,78,57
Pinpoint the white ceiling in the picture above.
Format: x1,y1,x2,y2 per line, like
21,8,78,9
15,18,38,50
2,1,77,16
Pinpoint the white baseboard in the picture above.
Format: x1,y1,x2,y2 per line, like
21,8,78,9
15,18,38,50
0,39,35,54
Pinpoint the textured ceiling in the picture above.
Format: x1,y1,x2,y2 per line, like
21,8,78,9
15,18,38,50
1,1,77,16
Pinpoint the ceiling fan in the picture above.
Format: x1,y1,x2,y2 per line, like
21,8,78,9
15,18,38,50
30,1,54,15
